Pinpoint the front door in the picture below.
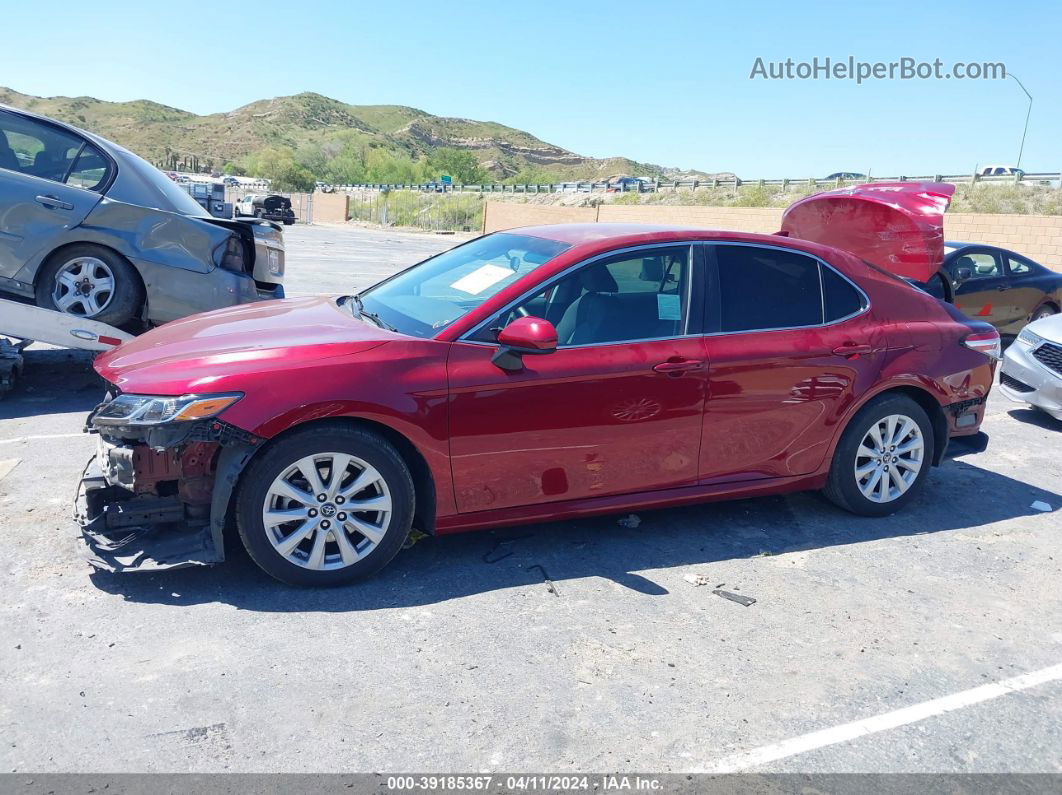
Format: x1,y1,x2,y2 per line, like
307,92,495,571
447,245,708,514
700,243,886,483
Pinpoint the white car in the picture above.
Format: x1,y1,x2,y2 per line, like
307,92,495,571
999,314,1062,420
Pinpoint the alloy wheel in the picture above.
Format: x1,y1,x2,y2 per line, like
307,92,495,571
262,453,392,570
853,413,924,503
51,256,115,317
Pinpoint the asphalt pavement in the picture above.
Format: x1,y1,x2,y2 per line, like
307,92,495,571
1,224,1060,774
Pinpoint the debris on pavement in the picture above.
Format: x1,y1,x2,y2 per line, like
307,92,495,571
527,564,559,596
483,533,533,563
402,529,428,549
617,513,642,528
683,573,712,587
1031,500,1053,512
712,589,757,607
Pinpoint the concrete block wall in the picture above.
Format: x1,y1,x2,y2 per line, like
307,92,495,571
313,191,350,224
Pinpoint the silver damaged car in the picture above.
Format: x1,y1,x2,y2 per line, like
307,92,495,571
0,104,284,326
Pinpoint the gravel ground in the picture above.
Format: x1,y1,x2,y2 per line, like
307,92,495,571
1,224,1060,774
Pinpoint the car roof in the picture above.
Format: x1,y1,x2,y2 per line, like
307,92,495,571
511,223,787,246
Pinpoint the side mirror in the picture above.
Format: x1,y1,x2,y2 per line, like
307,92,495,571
955,266,972,282
492,316,558,371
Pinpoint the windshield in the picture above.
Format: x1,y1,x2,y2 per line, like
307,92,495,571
358,233,570,338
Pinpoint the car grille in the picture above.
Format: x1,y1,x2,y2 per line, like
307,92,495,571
1032,342,1062,375
1000,372,1035,393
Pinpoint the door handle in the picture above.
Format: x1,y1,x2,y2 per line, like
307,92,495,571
832,343,873,358
995,285,1009,291
653,359,704,373
35,195,74,210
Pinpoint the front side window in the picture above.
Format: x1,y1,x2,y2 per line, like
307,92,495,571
714,245,823,332
954,252,1000,279
359,233,570,338
477,246,691,347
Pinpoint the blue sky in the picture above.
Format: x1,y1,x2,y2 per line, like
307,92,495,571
2,0,1058,176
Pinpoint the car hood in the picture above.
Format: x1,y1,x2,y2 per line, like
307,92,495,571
780,182,955,282
95,296,395,394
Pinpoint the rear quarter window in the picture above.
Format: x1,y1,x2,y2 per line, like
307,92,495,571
822,265,866,320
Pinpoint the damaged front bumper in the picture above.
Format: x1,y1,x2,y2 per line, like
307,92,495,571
74,418,262,573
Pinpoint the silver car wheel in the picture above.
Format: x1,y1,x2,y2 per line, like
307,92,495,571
854,413,924,503
52,256,115,317
262,453,392,571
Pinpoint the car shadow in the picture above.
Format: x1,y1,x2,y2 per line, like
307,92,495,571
1007,407,1062,432
0,347,104,419
90,458,1060,613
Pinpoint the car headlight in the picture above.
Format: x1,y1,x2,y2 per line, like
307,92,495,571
1017,328,1045,347
93,393,242,426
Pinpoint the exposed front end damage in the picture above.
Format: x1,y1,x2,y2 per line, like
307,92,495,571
76,407,262,573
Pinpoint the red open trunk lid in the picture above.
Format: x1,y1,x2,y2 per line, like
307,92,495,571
779,182,955,283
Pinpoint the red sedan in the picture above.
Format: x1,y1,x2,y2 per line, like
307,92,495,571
79,183,999,585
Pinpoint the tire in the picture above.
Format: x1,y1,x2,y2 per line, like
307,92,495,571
1031,305,1057,322
284,219,294,226
34,244,142,326
822,394,935,517
235,424,415,586
254,209,263,219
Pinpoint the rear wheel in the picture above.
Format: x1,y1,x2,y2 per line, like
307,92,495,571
823,394,934,517
235,424,414,586
1031,305,1057,322
35,244,142,325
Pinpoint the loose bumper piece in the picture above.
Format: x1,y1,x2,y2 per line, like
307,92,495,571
74,457,222,572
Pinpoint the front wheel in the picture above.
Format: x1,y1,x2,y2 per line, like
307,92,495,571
235,424,415,586
823,394,934,517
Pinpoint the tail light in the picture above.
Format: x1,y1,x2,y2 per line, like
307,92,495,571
216,235,246,273
963,330,1001,360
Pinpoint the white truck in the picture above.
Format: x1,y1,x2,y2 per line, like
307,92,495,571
0,297,132,397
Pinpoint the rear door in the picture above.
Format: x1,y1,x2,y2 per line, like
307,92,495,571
699,243,883,483
0,110,106,286
950,249,1018,330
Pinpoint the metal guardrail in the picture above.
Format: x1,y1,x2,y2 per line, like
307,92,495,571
221,171,1062,194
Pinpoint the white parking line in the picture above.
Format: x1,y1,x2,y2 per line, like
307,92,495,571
703,662,1062,773
0,432,87,445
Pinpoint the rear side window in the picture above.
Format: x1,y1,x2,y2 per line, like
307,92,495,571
822,265,865,320
1008,256,1032,275
0,109,109,191
714,245,822,332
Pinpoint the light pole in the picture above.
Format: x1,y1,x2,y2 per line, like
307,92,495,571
1008,73,1033,170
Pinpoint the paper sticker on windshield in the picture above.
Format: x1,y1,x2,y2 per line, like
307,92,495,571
450,264,513,295
657,293,681,321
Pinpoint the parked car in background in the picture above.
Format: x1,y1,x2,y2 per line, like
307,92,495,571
78,182,997,585
222,176,240,187
0,104,285,326
999,313,1062,420
607,177,646,192
978,165,1025,178
235,194,296,225
916,243,1061,335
